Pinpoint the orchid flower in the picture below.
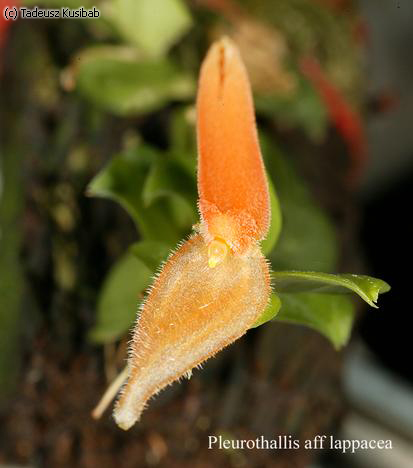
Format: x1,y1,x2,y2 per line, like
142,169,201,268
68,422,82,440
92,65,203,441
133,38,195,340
113,37,271,430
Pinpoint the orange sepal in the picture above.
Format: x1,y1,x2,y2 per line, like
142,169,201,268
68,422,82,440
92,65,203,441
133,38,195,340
197,37,270,252
114,234,270,429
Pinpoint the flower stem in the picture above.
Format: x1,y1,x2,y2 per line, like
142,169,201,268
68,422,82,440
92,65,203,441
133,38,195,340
92,366,129,420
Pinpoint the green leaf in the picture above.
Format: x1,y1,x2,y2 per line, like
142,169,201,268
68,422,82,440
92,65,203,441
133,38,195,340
87,145,183,244
130,241,172,271
107,0,192,57
261,138,338,272
166,196,197,231
74,46,194,116
143,158,197,210
89,251,152,343
250,294,282,328
261,174,282,255
169,108,197,165
142,158,197,230
272,197,337,271
276,292,355,349
142,159,196,206
252,270,390,348
272,271,390,308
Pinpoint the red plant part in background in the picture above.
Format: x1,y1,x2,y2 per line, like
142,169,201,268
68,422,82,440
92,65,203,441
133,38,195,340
0,0,18,61
300,56,367,186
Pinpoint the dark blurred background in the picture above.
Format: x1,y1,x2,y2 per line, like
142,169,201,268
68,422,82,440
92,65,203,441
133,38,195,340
0,0,412,467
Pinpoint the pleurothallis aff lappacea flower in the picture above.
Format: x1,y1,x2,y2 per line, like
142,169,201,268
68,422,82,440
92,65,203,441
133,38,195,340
113,37,271,430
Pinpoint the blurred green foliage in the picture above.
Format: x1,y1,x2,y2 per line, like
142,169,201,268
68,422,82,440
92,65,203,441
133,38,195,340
89,251,152,343
256,76,328,142
88,144,194,244
74,46,195,115
107,0,192,57
261,136,338,272
0,143,24,397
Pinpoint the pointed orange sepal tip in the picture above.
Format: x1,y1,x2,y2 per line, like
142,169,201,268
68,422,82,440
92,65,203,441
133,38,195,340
113,234,270,429
197,37,270,253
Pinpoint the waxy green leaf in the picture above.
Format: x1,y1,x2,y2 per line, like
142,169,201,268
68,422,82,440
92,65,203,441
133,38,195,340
253,270,389,348
272,271,390,308
276,292,355,349
87,146,183,245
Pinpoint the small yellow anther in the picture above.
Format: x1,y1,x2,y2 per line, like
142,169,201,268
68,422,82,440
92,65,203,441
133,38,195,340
208,238,230,268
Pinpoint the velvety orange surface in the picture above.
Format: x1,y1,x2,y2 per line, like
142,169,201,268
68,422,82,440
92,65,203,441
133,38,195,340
197,37,270,252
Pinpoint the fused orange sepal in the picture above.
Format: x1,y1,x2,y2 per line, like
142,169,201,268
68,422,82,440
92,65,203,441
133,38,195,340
114,234,270,429
197,37,270,252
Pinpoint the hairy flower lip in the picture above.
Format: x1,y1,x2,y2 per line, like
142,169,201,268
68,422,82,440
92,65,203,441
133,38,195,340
113,234,270,429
